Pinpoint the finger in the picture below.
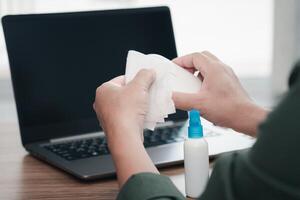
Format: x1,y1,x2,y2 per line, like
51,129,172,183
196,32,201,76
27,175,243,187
129,69,156,90
109,75,125,86
172,52,211,75
202,51,220,61
172,54,195,68
172,57,196,74
172,92,203,111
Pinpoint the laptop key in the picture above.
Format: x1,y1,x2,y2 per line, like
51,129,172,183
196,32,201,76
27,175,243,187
44,123,185,161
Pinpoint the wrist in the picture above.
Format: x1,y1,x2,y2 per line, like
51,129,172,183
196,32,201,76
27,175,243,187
106,125,144,154
231,101,268,136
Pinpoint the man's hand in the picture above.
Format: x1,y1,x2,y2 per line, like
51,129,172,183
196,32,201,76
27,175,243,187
172,51,268,136
93,69,159,186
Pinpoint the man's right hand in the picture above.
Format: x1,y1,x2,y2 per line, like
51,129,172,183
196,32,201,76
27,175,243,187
172,51,268,136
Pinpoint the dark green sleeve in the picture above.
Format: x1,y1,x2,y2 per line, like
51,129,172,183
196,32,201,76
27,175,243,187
117,172,185,200
201,65,300,200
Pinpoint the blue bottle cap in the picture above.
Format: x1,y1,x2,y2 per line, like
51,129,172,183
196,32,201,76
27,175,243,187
188,109,203,138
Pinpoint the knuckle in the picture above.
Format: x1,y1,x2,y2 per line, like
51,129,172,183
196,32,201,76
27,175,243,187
201,50,211,55
137,68,149,76
139,68,149,73
95,86,102,95
96,85,103,94
101,82,111,89
225,65,234,73
193,52,202,58
194,52,209,61
96,82,108,94
146,69,155,79
136,68,155,81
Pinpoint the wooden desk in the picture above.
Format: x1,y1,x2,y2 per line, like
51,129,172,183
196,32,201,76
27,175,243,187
0,122,187,200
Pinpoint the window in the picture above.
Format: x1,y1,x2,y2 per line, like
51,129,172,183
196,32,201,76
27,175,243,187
0,0,273,79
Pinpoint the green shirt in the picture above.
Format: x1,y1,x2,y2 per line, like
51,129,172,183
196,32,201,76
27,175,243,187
117,64,300,200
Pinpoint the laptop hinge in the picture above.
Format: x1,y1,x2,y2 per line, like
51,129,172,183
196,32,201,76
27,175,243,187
50,131,105,143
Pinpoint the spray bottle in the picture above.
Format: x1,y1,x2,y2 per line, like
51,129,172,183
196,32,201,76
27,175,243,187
184,109,209,198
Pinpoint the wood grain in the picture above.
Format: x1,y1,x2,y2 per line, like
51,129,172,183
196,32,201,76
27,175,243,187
0,122,188,200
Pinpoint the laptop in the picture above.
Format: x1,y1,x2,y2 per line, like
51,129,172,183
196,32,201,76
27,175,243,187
2,7,255,180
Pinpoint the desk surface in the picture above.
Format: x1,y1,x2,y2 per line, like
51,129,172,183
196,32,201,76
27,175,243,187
0,122,188,200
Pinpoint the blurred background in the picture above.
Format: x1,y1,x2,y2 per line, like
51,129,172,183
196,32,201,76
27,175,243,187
0,0,276,124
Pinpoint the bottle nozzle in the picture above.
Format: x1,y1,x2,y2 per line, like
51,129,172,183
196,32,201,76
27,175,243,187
188,109,203,138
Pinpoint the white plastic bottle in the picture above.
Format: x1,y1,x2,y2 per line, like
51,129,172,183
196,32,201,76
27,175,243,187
184,109,209,198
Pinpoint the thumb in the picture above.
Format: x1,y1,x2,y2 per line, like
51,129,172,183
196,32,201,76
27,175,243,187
129,69,156,90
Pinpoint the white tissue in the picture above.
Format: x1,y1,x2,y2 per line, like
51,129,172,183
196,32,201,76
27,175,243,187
125,50,202,130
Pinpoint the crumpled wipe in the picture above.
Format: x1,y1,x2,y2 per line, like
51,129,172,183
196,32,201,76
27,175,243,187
125,50,202,130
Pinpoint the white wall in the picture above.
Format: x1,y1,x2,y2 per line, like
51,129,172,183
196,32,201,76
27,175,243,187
0,0,273,78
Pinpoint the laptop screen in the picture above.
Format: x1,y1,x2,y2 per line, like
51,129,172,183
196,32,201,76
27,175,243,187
2,7,187,144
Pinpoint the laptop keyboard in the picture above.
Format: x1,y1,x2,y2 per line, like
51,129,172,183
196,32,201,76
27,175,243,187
143,124,184,147
45,137,110,161
44,123,221,161
44,123,185,161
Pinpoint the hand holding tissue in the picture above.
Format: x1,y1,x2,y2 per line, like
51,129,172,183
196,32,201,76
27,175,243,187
125,50,202,130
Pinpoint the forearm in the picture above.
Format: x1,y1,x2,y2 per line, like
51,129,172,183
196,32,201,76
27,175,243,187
201,77,300,200
108,129,159,187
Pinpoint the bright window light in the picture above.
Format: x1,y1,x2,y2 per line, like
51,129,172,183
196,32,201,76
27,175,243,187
0,0,273,78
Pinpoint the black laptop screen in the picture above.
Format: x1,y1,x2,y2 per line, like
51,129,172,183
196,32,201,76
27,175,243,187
2,7,187,144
